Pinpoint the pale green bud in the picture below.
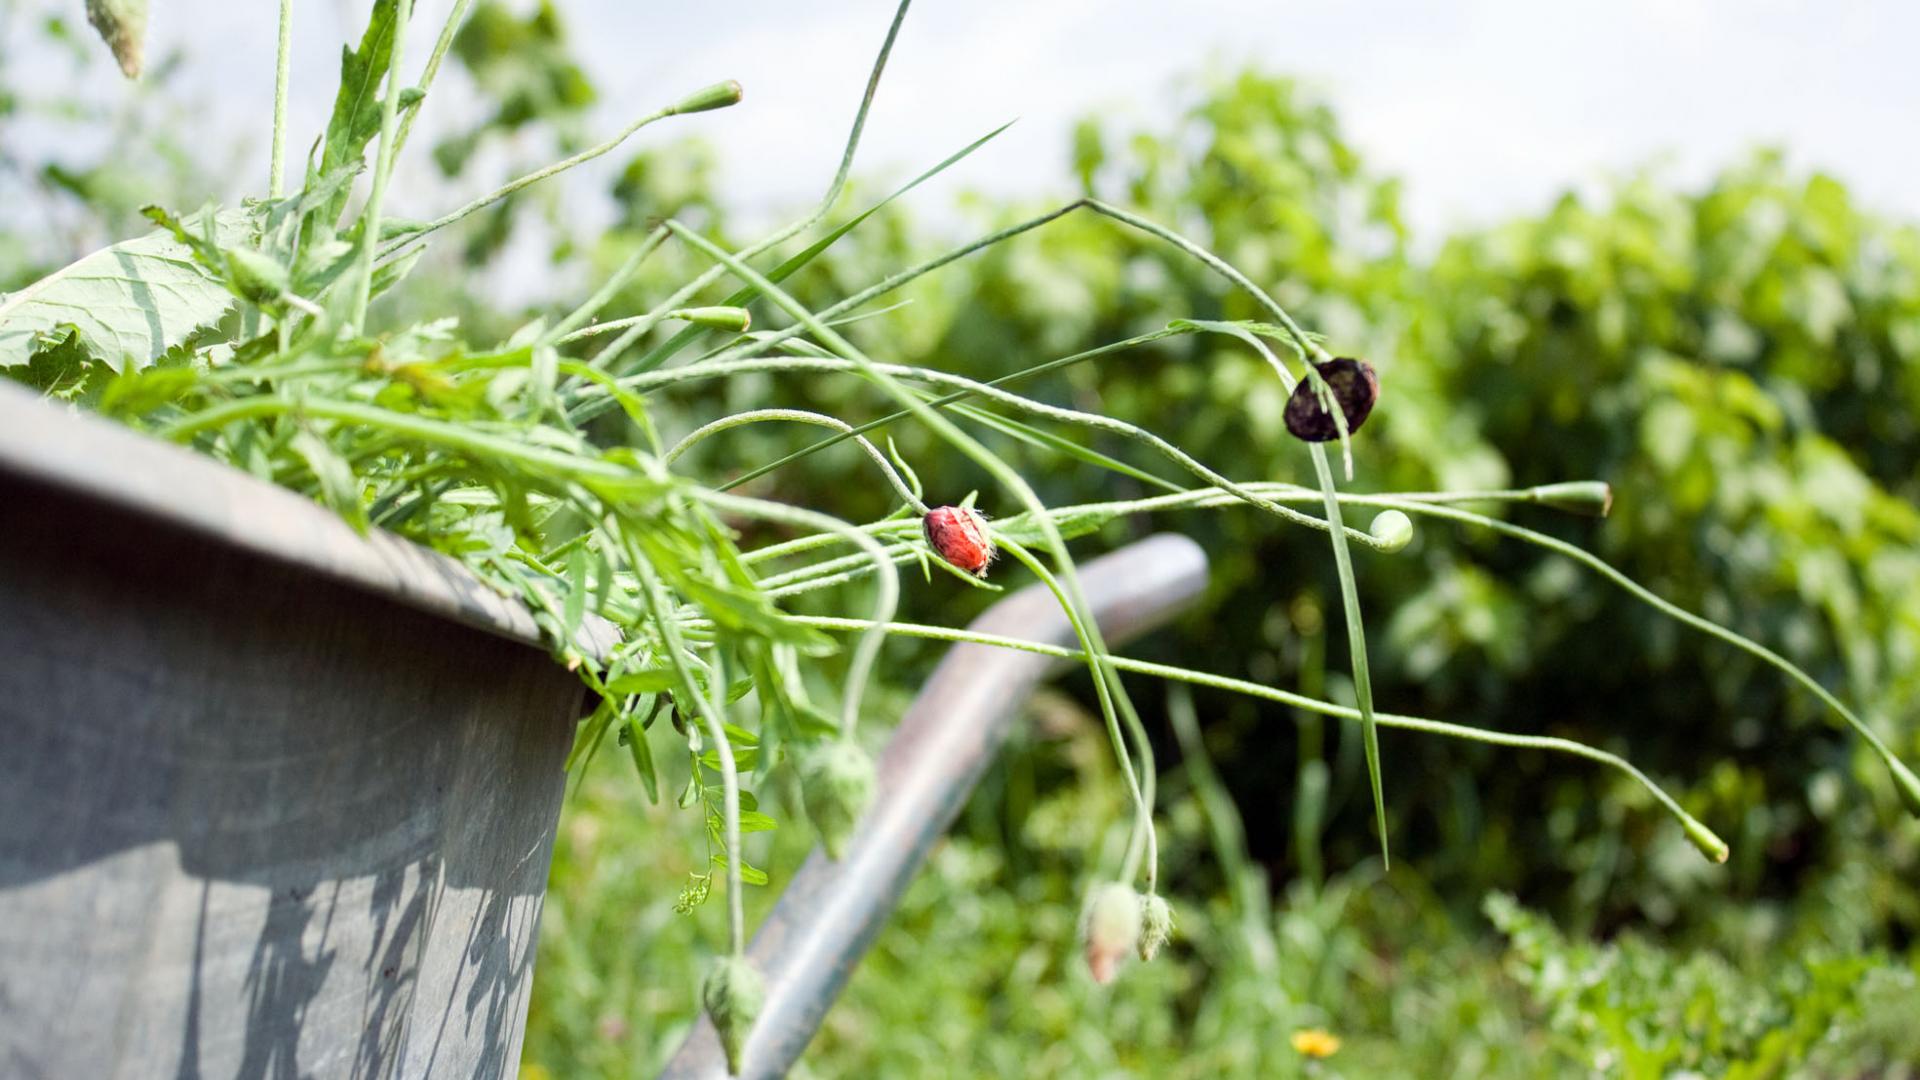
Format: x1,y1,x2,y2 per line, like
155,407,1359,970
702,955,764,1076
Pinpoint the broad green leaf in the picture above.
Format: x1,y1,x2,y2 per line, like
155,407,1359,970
0,210,251,372
316,0,402,228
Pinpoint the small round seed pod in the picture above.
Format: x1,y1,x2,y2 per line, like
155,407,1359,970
1136,893,1174,961
1368,510,1414,553
922,505,996,577
1081,882,1142,984
702,955,764,1076
797,740,876,860
1284,358,1379,443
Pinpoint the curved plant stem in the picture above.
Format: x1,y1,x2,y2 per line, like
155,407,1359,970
546,0,919,379
996,536,1158,891
1077,199,1390,867
1344,493,1920,815
705,329,1188,491
781,614,1728,862
692,489,897,741
607,353,1389,550
380,104,673,260
667,409,927,514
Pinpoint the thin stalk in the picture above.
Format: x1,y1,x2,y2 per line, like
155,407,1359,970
1081,199,1391,866
1347,494,1920,814
708,329,1188,491
269,0,294,198
607,353,1390,550
997,536,1157,890
782,614,1728,862
380,105,673,259
347,0,413,333
624,533,746,954
393,0,474,158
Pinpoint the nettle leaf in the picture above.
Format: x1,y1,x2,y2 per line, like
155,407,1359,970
15,330,103,402
316,0,404,228
0,209,252,373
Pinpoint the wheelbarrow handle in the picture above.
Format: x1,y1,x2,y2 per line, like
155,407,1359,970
662,533,1210,1079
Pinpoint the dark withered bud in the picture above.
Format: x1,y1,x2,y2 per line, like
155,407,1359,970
1284,358,1378,443
1137,893,1174,961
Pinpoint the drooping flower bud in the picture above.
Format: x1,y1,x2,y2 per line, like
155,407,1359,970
1081,883,1142,984
1136,893,1174,961
672,80,745,115
922,505,996,578
1368,509,1414,553
702,955,764,1076
1529,481,1614,518
1680,814,1730,864
1284,358,1379,443
797,740,876,860
85,0,148,79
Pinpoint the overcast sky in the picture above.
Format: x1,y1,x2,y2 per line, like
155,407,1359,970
16,0,1920,255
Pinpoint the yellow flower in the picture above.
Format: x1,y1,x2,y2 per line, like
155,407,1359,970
1291,1029,1342,1059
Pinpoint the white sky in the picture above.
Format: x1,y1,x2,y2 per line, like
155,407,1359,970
15,0,1920,260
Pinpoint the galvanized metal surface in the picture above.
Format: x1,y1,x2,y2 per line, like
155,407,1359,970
0,387,588,1079
662,533,1211,1080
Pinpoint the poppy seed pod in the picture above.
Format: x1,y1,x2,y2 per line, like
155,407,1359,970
1284,358,1379,443
922,505,996,577
702,955,764,1076
797,740,876,860
1137,893,1174,961
1368,509,1414,553
1081,883,1142,984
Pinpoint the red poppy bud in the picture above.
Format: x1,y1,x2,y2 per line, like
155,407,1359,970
922,505,996,577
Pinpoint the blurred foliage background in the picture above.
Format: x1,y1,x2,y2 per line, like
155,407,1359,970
5,3,1917,1076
